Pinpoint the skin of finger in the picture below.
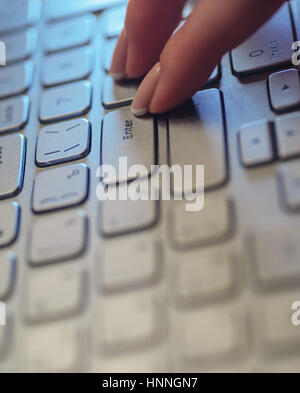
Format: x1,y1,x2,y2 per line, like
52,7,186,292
110,29,128,76
148,0,286,113
124,0,186,78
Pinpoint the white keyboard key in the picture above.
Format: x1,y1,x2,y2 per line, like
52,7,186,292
25,263,86,323
2,27,38,64
27,321,85,372
101,183,157,236
0,252,16,300
0,61,34,99
169,89,227,192
102,290,162,352
171,196,231,249
275,113,300,160
279,165,300,210
45,0,125,21
180,306,245,362
36,119,91,167
33,163,89,213
0,96,30,134
40,81,92,123
102,5,126,38
101,233,160,292
30,210,87,265
103,75,140,109
42,46,93,87
0,134,26,199
0,202,20,247
231,4,294,76
44,14,96,53
252,220,300,288
101,108,156,183
103,38,117,72
269,69,300,113
0,0,41,34
175,249,236,304
239,121,274,167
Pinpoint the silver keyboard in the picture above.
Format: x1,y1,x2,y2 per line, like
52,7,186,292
1,0,300,373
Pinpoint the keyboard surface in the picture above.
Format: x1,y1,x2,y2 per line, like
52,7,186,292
1,0,300,372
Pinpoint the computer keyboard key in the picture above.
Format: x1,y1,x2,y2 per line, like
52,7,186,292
0,252,16,300
171,196,232,250
39,81,92,123
102,289,163,353
101,109,156,183
33,163,89,213
30,210,87,265
251,220,300,288
36,119,91,167
103,38,117,72
2,27,38,64
102,75,140,109
239,121,274,167
175,249,236,305
269,69,300,113
231,4,294,76
101,233,160,292
102,5,126,38
0,134,26,200
0,96,30,135
169,89,227,192
0,61,34,99
44,0,125,21
0,0,41,34
0,203,20,248
204,66,221,87
275,114,300,160
25,263,87,323
42,46,94,87
279,165,300,210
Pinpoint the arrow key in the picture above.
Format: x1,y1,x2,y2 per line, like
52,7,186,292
269,69,300,113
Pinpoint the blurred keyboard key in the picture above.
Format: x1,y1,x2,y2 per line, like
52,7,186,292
101,233,160,292
0,134,26,199
0,61,34,99
102,5,126,38
103,38,117,72
0,203,20,247
0,252,16,300
279,165,300,210
252,220,300,288
33,163,89,213
0,96,29,134
30,210,87,265
42,46,94,87
275,114,300,160
2,27,38,64
169,89,227,192
44,0,125,21
231,4,293,76
239,121,274,167
204,66,221,87
103,75,140,109
101,109,156,183
40,80,92,123
171,196,232,250
0,0,41,34
269,69,300,113
36,119,91,167
25,263,86,323
44,14,96,53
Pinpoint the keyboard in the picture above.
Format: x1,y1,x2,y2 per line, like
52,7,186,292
0,0,300,372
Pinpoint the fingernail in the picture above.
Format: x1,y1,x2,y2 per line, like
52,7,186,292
131,63,161,117
110,29,128,79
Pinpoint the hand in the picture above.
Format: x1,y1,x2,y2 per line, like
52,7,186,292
110,0,286,116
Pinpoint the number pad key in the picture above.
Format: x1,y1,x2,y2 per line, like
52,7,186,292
39,81,92,123
0,96,30,134
102,5,126,38
33,163,89,213
0,0,41,34
42,46,94,87
103,75,140,109
30,210,87,265
0,202,20,247
0,61,34,99
36,119,91,167
2,27,38,64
